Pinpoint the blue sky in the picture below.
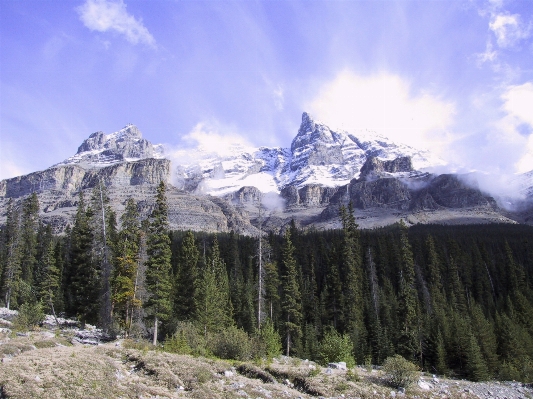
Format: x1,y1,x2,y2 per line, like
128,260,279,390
1,0,532,185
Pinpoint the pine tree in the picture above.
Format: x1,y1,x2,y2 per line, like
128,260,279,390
145,181,173,345
68,192,99,326
112,198,141,334
340,202,365,361
465,333,489,381
174,230,199,321
19,193,39,289
281,229,302,357
1,200,21,309
195,236,234,335
264,261,281,324
397,221,419,361
89,182,114,332
470,303,498,375
36,225,61,317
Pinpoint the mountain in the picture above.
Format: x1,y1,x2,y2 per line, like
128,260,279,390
0,113,527,233
0,125,257,235
172,112,442,197
54,123,165,168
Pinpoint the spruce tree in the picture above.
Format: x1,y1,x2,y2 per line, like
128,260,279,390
112,198,141,334
19,192,39,289
264,261,281,323
145,181,173,345
340,202,365,361
281,229,302,357
397,221,419,361
465,333,489,381
36,225,61,317
1,200,21,309
174,230,199,321
69,192,99,326
89,183,114,332
195,236,233,335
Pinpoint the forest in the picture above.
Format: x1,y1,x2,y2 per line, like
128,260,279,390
1,181,533,383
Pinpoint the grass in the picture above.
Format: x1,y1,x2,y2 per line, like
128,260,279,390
0,333,523,399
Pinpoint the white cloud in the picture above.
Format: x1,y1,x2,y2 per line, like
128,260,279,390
273,85,284,111
165,121,255,165
499,82,533,172
501,82,533,127
476,39,498,65
307,71,455,152
489,13,530,48
77,0,155,46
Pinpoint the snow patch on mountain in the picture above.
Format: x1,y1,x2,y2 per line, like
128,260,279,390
54,124,164,168
171,112,446,196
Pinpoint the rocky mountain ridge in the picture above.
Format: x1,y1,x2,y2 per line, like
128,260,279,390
0,114,530,233
173,112,443,197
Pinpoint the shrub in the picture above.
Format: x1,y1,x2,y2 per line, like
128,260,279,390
167,321,207,356
346,368,360,382
258,320,282,359
13,302,44,331
163,330,192,355
317,328,355,367
208,326,253,361
34,340,57,349
382,354,420,389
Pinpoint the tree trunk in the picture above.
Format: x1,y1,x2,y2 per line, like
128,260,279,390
153,316,158,346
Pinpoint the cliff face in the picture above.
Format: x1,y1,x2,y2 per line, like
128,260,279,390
0,138,256,235
0,159,170,199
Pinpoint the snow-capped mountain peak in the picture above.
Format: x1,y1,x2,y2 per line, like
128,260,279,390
55,124,164,168
171,112,444,196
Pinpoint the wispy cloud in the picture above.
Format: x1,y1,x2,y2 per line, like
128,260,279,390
476,1,531,67
77,0,155,47
489,13,531,48
499,82,533,172
307,71,455,153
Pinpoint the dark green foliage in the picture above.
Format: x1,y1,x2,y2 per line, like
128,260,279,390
173,230,199,322
145,181,173,344
68,192,100,326
35,225,61,315
19,193,39,288
13,301,45,331
382,354,420,388
258,319,283,359
281,229,302,357
207,325,253,361
397,221,419,361
4,194,533,384
318,327,355,367
112,198,141,334
1,200,22,309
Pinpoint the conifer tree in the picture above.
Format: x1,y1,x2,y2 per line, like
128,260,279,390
112,198,141,334
340,202,365,361
174,230,199,321
19,193,39,289
397,221,419,361
69,192,99,326
195,236,233,335
324,252,344,330
264,261,281,323
470,303,498,375
145,181,173,345
281,229,302,357
1,200,21,309
89,183,114,332
465,333,489,381
425,235,445,310
36,225,61,317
